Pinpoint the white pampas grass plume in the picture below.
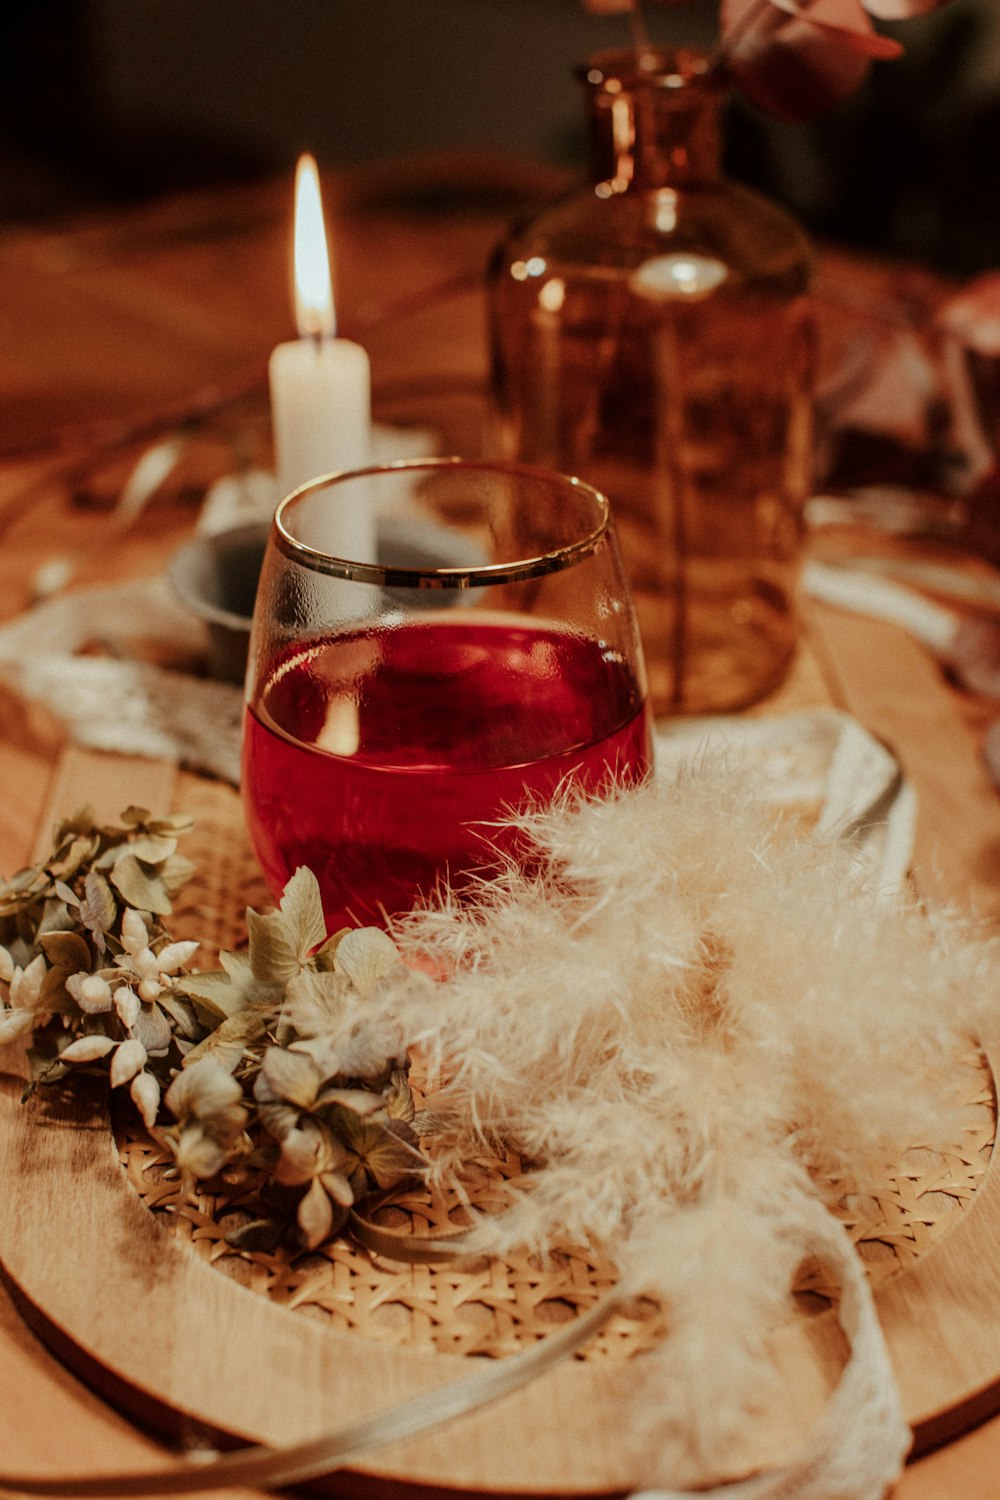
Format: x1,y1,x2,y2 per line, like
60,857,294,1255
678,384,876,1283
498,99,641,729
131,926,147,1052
360,765,997,1478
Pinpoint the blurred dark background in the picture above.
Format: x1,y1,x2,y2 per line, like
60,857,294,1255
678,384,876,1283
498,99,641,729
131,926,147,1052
1,0,998,274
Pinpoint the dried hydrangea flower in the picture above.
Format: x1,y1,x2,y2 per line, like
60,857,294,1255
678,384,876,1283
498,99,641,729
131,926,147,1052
117,909,198,1056
0,953,46,1043
162,1056,251,1184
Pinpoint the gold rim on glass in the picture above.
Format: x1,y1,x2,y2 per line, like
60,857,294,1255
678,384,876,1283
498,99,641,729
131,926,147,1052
272,457,612,589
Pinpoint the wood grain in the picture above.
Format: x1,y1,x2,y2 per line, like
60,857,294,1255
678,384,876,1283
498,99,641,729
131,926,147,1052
0,173,998,1497
1,743,999,1495
29,748,178,862
806,601,1000,922
1,978,998,1493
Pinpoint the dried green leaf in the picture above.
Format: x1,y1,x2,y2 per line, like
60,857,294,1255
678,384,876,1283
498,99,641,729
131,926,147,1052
147,813,194,836
110,855,171,916
245,909,302,984
245,1142,281,1173
220,950,253,984
120,907,149,953
126,835,178,865
119,806,152,828
297,1177,334,1249
167,1055,246,1120
48,834,100,882
39,931,91,972
225,1217,286,1254
134,1002,172,1056
79,871,117,949
314,928,351,973
336,927,400,999
273,1122,326,1183
111,1037,147,1087
0,1009,36,1044
25,1044,63,1079
316,1085,385,1115
279,867,327,956
92,842,125,873
130,1069,161,1127
38,967,81,1014
255,1095,300,1142
175,970,245,1023
261,1046,320,1109
52,805,98,839
168,1127,231,1183
281,968,353,1042
66,971,113,1015
246,869,326,983
61,1034,116,1064
0,866,41,900
337,1113,426,1190
160,854,197,896
36,897,79,937
285,1033,342,1078
156,940,198,974
319,1169,355,1207
182,1009,267,1069
11,953,46,1009
155,989,203,1040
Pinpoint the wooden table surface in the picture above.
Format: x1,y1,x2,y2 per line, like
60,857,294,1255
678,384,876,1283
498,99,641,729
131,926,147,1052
1,164,1000,1500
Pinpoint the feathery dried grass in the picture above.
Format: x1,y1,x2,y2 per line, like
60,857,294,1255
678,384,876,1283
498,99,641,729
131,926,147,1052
360,765,995,1476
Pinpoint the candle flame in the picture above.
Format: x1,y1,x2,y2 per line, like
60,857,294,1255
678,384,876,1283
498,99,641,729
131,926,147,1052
293,153,335,339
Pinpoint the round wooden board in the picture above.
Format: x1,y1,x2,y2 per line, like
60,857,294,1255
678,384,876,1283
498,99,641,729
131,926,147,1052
1,1034,1000,1497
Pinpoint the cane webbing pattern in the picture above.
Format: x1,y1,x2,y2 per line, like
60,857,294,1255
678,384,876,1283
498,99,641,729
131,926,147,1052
115,769,995,1358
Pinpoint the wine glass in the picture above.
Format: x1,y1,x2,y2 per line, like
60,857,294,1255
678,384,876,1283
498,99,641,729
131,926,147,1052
242,458,652,931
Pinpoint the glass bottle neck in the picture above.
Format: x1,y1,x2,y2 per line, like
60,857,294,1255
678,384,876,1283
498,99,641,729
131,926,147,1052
581,50,724,193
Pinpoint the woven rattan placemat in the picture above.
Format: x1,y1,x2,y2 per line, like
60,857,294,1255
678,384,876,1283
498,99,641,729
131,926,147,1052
116,769,995,1363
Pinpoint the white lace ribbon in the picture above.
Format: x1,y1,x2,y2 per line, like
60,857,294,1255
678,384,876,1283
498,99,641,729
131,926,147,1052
634,1206,910,1500
0,1201,908,1500
0,579,242,783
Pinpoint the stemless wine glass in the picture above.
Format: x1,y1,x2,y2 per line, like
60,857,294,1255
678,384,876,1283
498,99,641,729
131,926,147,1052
242,458,652,931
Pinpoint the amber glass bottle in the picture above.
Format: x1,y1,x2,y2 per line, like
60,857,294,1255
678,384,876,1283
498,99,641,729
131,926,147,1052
490,49,815,715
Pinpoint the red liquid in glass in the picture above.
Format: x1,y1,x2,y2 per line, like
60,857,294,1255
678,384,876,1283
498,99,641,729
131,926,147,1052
242,617,652,930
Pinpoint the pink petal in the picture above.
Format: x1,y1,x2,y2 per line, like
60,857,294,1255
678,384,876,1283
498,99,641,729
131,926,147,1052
725,0,902,52
721,0,903,119
721,0,781,34
937,273,1000,357
863,0,953,15
725,16,873,119
581,0,727,9
802,0,905,55
812,18,904,57
579,0,702,10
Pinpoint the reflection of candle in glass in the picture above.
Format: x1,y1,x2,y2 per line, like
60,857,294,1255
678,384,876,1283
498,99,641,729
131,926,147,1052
268,154,374,560
630,253,728,301
630,253,728,710
533,275,566,463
